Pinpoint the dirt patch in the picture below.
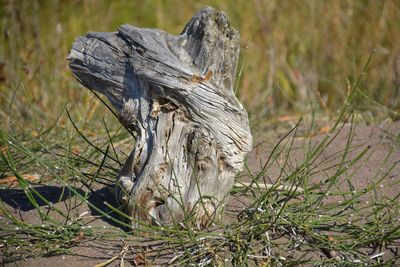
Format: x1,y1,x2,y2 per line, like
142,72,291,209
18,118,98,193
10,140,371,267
245,120,400,199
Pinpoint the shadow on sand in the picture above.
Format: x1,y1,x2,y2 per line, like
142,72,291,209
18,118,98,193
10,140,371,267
0,184,125,229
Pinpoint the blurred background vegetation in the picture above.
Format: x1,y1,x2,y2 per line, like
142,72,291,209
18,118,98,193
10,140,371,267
0,0,400,130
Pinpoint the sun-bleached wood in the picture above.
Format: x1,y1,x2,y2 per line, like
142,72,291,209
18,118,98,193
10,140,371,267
68,7,252,228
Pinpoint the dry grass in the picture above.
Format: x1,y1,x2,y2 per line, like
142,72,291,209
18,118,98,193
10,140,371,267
1,1,400,128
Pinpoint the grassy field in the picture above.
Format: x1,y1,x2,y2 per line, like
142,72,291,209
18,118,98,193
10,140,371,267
1,0,400,125
1,1,400,265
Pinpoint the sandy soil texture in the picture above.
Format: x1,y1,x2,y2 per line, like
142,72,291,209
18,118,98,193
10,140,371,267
2,121,399,266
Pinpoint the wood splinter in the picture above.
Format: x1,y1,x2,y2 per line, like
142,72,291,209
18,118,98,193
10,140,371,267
68,7,252,228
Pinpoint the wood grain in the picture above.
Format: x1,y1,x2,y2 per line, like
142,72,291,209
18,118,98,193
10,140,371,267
68,7,252,228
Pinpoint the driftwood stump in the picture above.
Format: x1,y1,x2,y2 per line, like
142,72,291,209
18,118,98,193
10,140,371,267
68,7,252,228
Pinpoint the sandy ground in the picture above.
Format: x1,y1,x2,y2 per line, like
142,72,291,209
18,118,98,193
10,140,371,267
1,120,399,266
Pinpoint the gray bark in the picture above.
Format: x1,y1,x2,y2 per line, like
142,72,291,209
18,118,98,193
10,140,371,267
68,7,252,228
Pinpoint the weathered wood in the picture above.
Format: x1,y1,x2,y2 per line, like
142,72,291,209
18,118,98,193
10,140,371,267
68,7,252,228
